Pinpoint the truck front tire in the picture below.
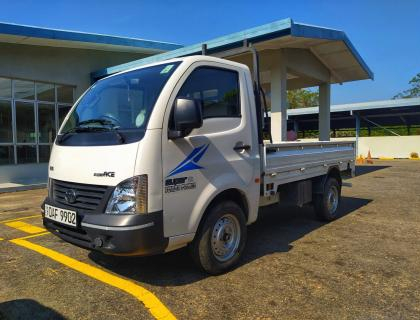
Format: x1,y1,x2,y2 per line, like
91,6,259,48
189,201,247,275
314,177,341,221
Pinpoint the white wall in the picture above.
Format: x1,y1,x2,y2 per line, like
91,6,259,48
357,136,420,159
301,136,420,159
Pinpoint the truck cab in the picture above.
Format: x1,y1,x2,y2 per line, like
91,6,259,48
43,56,354,274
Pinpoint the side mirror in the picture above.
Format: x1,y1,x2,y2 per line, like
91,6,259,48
169,97,203,139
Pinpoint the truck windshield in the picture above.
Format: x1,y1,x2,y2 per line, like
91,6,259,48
59,61,180,145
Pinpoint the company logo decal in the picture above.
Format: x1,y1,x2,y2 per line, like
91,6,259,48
166,144,209,178
64,189,77,204
165,176,196,193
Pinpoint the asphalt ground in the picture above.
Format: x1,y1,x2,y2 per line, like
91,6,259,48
1,160,420,319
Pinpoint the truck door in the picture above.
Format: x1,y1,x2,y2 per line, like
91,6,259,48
161,62,260,238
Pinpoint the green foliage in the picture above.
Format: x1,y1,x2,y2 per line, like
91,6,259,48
287,88,319,109
393,73,420,99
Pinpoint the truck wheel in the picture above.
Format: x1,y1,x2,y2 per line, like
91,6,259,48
189,201,247,275
314,177,341,221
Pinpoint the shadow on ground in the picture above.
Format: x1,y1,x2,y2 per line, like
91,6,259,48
89,195,371,286
0,299,66,320
355,165,390,177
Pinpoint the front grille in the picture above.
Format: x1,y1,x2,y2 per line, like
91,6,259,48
53,179,109,212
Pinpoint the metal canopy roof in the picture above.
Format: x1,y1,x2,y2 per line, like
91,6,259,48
287,98,420,130
93,18,373,82
0,22,182,53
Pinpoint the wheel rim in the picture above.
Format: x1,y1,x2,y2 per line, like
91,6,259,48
327,185,339,214
211,214,241,262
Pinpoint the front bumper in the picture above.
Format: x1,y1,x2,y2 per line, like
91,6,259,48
42,198,168,256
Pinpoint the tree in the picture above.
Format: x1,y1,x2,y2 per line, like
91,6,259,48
287,88,319,109
393,73,420,99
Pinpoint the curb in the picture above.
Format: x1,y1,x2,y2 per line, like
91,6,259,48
0,183,47,194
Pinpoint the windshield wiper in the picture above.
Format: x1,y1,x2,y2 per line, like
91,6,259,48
77,118,125,144
57,126,101,143
57,125,125,144
77,119,114,126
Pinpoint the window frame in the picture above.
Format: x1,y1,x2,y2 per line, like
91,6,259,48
0,92,15,165
0,77,75,165
176,66,242,120
0,99,13,144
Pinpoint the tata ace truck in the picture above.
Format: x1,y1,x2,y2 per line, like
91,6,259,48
42,54,355,274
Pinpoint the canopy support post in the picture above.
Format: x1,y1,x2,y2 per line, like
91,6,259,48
270,50,288,143
319,82,331,141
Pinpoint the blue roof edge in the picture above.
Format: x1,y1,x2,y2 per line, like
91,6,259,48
291,22,374,80
0,21,183,52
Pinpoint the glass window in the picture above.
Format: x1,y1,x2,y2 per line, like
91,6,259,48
0,100,13,143
0,78,76,165
61,62,180,134
17,145,37,164
38,103,56,143
36,83,55,102
0,145,14,165
58,105,72,126
39,145,51,163
14,80,35,100
16,101,35,143
57,85,74,103
0,78,11,98
177,67,240,119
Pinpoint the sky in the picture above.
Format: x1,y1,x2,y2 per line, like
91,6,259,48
0,0,419,104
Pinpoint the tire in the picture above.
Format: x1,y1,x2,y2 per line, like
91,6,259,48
314,177,341,221
189,201,247,275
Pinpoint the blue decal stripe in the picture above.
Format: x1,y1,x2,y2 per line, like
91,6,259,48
171,145,205,171
167,144,209,177
192,144,209,163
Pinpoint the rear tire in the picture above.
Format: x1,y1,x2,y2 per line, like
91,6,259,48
189,201,247,275
314,177,341,221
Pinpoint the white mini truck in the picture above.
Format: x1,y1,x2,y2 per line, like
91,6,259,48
42,55,355,274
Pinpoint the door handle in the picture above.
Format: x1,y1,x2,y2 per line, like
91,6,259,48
233,144,251,151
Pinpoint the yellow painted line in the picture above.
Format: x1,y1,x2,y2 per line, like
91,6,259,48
10,238,177,320
0,231,49,242
14,231,50,240
0,214,40,224
5,221,45,234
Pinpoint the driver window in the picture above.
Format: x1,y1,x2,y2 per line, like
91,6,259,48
176,67,240,119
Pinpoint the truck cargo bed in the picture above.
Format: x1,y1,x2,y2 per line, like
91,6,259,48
262,141,355,196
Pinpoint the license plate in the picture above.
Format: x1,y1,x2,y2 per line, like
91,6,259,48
44,204,77,227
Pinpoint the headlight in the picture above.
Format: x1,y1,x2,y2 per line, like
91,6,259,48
105,175,148,214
